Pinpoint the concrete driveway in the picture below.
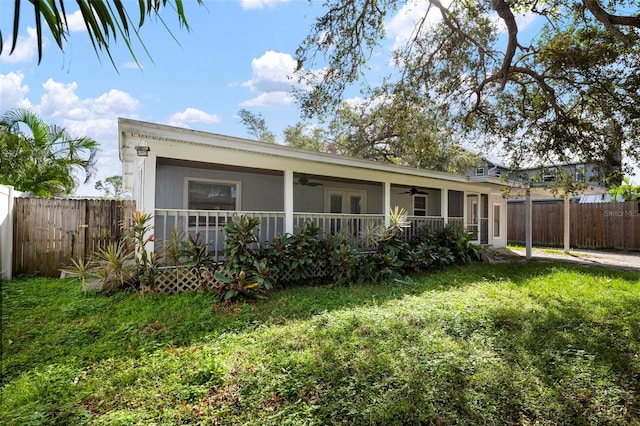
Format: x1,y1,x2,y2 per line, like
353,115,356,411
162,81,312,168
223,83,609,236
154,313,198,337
500,247,640,274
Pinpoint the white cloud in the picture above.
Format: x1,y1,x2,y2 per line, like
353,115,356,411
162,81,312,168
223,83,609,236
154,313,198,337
66,10,87,32
0,71,32,110
239,0,290,10
242,51,298,93
240,91,294,107
167,108,220,128
0,27,39,64
93,89,140,115
241,51,298,107
38,79,83,118
9,78,144,196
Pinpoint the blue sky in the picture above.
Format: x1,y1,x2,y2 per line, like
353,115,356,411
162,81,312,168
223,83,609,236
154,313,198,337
3,0,403,195
2,1,635,196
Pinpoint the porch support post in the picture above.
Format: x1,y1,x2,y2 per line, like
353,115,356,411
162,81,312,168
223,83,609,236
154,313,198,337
525,188,532,260
441,189,449,226
563,195,570,254
383,181,391,227
462,191,468,232
139,153,156,253
284,170,294,234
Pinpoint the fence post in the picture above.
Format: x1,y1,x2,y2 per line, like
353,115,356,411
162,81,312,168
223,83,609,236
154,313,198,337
0,185,15,280
525,189,532,260
563,196,570,254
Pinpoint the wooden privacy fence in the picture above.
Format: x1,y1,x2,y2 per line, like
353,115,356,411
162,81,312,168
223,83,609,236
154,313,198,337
13,198,136,277
508,200,640,250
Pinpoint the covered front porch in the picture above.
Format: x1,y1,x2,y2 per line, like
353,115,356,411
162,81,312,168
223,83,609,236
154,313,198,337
150,162,492,261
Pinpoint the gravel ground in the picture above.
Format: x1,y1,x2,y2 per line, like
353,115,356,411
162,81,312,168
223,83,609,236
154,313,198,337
499,247,640,274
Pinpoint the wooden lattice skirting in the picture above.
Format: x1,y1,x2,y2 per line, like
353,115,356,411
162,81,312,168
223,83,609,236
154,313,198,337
147,261,331,295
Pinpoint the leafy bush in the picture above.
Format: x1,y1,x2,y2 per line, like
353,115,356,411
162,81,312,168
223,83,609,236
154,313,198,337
326,234,364,286
178,231,214,288
215,214,273,301
267,221,326,286
222,214,261,273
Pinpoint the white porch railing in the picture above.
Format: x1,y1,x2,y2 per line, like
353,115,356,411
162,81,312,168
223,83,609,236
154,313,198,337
153,209,468,259
404,216,445,241
154,209,285,262
294,213,385,247
448,217,465,229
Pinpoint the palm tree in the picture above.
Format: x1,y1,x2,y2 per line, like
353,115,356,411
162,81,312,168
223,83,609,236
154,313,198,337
0,0,202,65
0,108,98,197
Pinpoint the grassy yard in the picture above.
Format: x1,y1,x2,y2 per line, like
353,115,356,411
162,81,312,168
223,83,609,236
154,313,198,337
2,262,640,425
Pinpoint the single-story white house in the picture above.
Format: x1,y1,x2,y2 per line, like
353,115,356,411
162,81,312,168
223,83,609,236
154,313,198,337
118,118,513,259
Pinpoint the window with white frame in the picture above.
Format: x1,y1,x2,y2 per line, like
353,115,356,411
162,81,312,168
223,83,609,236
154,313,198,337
476,167,485,176
413,196,427,217
185,179,241,225
187,180,239,210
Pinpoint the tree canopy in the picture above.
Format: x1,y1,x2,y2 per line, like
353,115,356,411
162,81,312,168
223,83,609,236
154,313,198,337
95,175,125,198
295,0,640,183
237,109,276,144
1,0,202,65
0,108,98,197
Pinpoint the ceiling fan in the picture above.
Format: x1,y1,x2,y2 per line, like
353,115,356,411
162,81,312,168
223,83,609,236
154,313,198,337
399,187,429,195
296,175,323,187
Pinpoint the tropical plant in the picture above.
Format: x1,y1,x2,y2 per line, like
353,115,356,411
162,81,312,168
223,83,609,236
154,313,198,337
0,108,98,197
326,234,364,286
268,221,325,285
455,232,482,264
178,232,213,285
608,177,640,201
213,260,272,301
217,214,273,301
1,0,203,65
222,214,261,274
94,240,135,291
161,227,185,266
128,210,159,291
61,255,97,294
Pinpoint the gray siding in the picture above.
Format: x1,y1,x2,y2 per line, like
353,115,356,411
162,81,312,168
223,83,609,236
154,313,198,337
156,164,384,213
156,164,284,211
390,188,442,216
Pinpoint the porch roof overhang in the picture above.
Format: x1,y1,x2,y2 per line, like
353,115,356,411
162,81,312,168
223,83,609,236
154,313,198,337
119,117,513,194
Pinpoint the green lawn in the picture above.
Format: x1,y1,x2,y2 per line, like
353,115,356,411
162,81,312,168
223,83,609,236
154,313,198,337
2,262,640,425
